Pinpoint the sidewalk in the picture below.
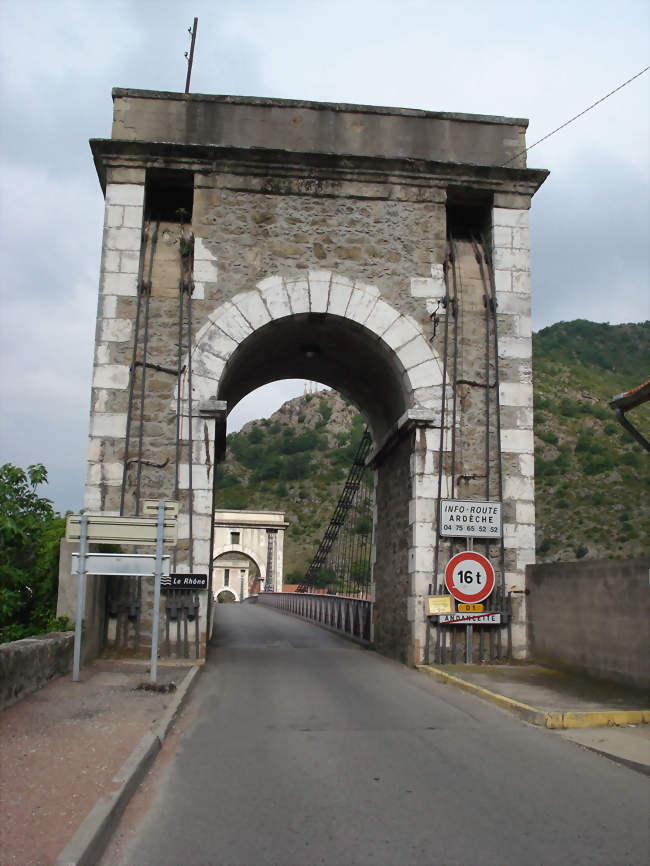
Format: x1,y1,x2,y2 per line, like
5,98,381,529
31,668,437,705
0,659,199,866
418,663,650,773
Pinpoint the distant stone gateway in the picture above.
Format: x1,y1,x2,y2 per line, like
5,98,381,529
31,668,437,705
70,89,547,664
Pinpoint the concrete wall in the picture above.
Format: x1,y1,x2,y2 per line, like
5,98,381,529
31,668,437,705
526,557,650,689
0,632,74,710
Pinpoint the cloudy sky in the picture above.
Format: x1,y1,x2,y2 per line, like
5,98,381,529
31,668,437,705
0,0,648,513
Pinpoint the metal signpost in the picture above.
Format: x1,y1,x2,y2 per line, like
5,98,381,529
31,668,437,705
67,501,178,684
438,499,502,664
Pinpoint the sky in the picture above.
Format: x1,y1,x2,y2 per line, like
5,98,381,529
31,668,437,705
0,0,648,514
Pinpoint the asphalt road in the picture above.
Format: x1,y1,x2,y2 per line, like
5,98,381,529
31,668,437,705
103,604,649,866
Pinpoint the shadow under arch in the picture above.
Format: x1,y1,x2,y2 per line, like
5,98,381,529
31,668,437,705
217,313,410,442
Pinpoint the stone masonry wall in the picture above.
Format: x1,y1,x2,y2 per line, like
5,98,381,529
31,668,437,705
81,93,546,664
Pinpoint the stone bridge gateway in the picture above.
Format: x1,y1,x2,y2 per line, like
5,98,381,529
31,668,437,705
76,88,547,665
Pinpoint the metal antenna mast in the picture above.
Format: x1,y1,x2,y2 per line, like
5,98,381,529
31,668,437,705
184,17,198,93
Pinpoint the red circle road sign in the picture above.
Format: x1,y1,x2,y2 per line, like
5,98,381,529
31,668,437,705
444,551,495,604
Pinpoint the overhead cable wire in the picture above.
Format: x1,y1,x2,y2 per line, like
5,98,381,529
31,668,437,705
502,64,650,167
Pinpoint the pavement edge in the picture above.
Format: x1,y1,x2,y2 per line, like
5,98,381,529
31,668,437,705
415,665,650,730
54,665,201,866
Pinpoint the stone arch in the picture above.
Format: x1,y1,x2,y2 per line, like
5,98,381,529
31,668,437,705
212,546,266,581
214,587,240,602
175,269,445,664
175,270,443,442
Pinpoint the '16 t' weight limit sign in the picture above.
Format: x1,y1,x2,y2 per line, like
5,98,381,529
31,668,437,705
445,551,495,604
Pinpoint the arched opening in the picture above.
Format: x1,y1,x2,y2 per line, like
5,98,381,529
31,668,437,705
212,550,261,601
217,313,410,444
186,273,443,663
216,589,238,604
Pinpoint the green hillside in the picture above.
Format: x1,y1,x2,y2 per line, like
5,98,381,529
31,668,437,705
532,320,649,561
216,321,649,577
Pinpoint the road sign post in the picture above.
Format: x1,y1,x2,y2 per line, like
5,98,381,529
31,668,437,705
72,515,88,682
68,503,177,682
150,500,165,685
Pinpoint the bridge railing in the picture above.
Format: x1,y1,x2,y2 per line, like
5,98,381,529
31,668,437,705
257,592,372,644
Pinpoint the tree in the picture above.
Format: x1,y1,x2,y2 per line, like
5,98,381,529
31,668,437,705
0,463,67,643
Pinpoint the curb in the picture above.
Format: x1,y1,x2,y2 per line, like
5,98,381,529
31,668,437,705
54,665,201,866
416,665,650,730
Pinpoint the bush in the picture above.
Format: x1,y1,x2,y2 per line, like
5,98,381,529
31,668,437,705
0,464,66,643
575,544,588,559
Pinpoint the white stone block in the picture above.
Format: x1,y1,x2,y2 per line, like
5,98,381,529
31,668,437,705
501,428,534,454
406,359,442,390
90,412,127,438
504,474,534,501
86,439,102,462
492,225,512,248
345,288,377,325
498,337,531,359
365,298,400,338
101,296,118,319
399,336,435,370
409,497,437,524
194,349,225,381
122,206,143,229
494,293,529,316
93,390,108,412
519,453,534,478
517,548,536,570
193,489,214,515
232,291,271,330
106,183,145,207
512,270,531,293
203,323,238,358
258,275,291,319
285,276,310,314
106,205,124,228
499,382,533,407
191,282,205,300
413,387,442,411
101,272,138,297
217,303,253,343
516,502,535,524
178,464,213,490
493,248,530,272
492,207,529,229
353,280,380,298
102,249,120,273
308,270,331,313
327,274,354,317
512,227,530,250
188,374,218,404
408,545,434,573
194,237,214,260
194,257,218,283
100,318,132,342
119,251,140,274
494,269,512,294
514,315,532,339
410,277,436,298
92,364,130,390
94,344,110,365
105,227,142,253
382,316,421,351
412,474,437,498
83,484,102,511
192,540,211,570
504,523,535,549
